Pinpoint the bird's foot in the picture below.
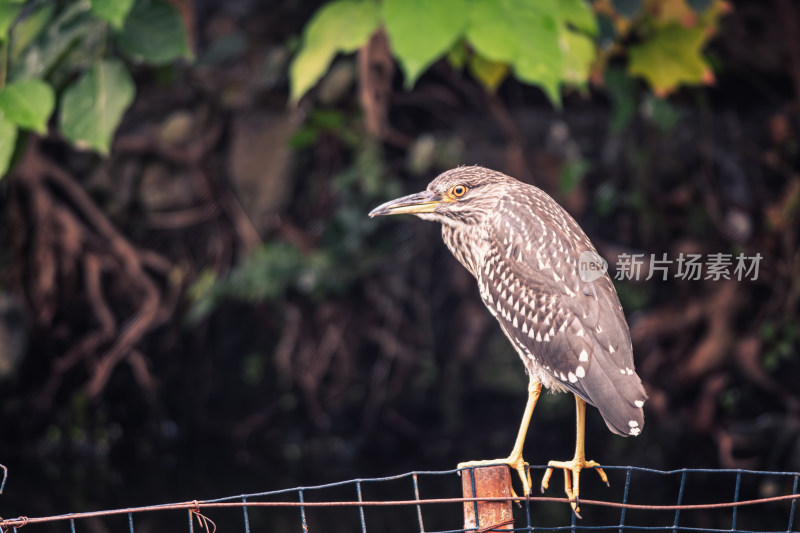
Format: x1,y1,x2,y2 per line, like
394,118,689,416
540,457,608,517
458,453,532,497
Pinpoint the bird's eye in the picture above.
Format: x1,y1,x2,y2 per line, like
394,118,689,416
452,185,468,197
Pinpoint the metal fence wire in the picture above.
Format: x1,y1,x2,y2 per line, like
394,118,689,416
1,465,799,533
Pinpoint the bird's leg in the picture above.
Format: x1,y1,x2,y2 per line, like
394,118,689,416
540,395,608,517
458,377,542,496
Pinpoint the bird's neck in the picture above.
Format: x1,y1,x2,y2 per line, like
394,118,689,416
441,224,484,279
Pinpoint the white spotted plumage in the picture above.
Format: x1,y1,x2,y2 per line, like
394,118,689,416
391,166,648,437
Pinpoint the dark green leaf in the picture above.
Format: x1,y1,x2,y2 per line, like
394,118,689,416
59,59,135,154
383,0,467,87
559,158,589,194
289,0,380,102
611,0,641,17
643,94,682,132
10,2,97,80
687,0,714,11
90,0,135,29
0,79,55,133
8,2,54,62
117,0,191,65
596,13,616,48
604,66,636,133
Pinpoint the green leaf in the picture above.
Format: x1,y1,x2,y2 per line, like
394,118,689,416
10,1,96,80
642,94,682,132
0,1,24,42
604,65,637,133
59,59,135,154
558,0,597,35
446,39,468,70
468,54,509,92
627,24,710,95
611,0,642,18
117,0,191,65
0,79,55,134
560,30,594,84
90,0,135,29
0,115,17,177
383,0,467,87
289,0,380,102
465,0,563,106
8,2,54,63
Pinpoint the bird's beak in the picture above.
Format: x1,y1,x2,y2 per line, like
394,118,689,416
368,190,441,217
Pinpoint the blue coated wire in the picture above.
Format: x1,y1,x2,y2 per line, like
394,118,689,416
412,473,425,533
469,468,479,530
9,466,799,533
524,473,533,533
298,489,308,533
356,482,367,533
618,467,632,533
242,496,251,533
732,471,742,531
789,475,799,533
202,466,800,504
673,470,687,530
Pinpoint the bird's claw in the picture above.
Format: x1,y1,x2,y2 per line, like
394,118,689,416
458,455,532,498
540,458,608,517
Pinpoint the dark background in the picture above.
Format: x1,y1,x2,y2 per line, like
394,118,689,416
1,0,799,531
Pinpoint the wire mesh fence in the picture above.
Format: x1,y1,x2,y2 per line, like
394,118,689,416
1,465,799,533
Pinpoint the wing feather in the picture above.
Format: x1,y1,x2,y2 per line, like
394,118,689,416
476,193,647,436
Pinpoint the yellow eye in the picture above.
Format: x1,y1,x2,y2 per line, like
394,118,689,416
452,184,468,197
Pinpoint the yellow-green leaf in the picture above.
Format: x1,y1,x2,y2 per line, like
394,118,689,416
560,31,595,84
289,0,380,102
627,24,710,96
468,54,509,92
558,0,598,35
0,115,17,178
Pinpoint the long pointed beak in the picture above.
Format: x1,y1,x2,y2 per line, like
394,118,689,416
369,190,441,217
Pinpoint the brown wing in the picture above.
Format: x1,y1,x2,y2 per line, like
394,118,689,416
476,191,647,436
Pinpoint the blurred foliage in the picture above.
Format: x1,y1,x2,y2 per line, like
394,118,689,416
0,0,190,175
0,0,799,527
190,136,402,320
290,0,727,106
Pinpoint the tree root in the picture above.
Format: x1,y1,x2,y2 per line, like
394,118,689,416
9,139,177,408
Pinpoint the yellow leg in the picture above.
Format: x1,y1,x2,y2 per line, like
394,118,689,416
540,395,608,517
458,376,542,496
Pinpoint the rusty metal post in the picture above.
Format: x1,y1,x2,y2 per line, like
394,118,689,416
461,465,514,531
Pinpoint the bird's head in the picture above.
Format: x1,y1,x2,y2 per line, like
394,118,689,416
369,166,511,227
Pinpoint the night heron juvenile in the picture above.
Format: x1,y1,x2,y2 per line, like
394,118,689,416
369,166,647,514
